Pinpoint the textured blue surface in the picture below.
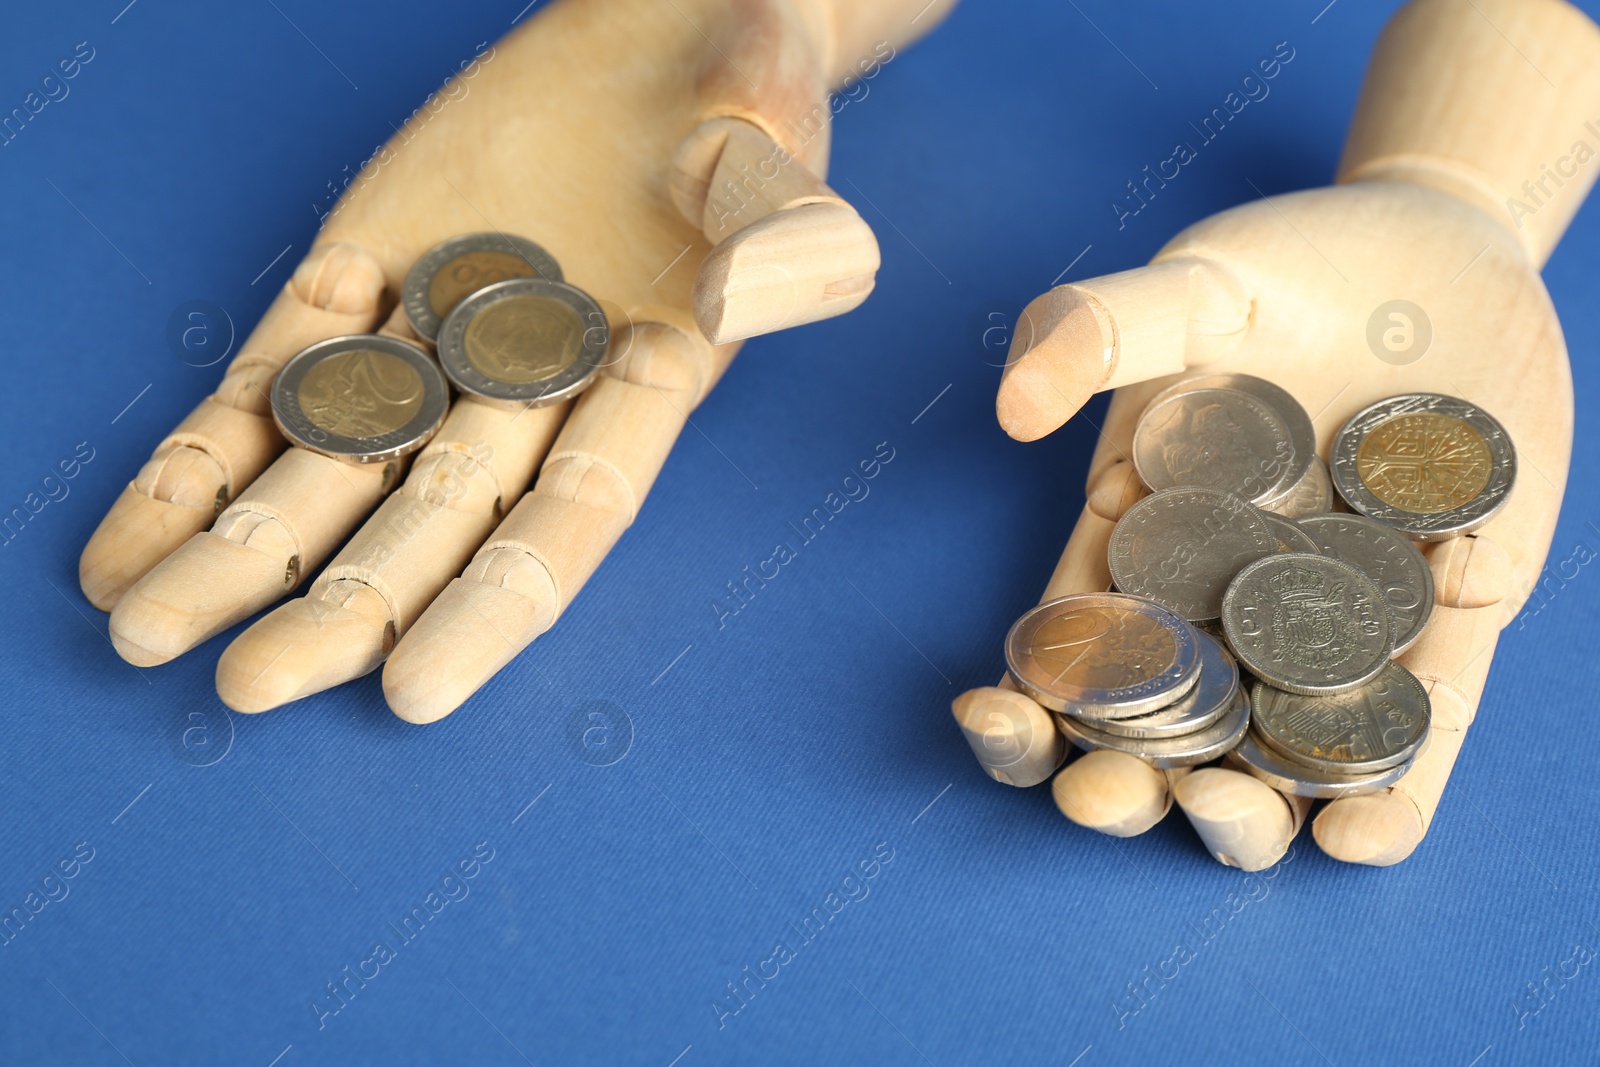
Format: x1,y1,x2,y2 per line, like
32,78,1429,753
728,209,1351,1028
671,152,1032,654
2,1,1599,1064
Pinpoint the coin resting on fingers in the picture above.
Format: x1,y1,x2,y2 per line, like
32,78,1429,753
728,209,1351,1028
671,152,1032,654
403,231,563,343
271,335,450,464
437,277,608,408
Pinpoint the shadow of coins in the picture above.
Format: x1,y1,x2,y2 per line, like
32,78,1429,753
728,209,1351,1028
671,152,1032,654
1366,299,1432,366
566,701,633,767
167,301,236,368
168,703,234,767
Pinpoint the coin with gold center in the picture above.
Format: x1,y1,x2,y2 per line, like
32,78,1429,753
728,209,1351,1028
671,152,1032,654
1354,412,1492,513
464,295,584,384
1004,592,1200,718
403,232,562,343
298,349,423,438
272,335,449,464
438,277,608,408
1331,393,1515,540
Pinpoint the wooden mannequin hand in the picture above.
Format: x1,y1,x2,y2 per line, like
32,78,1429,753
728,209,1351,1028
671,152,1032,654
958,0,1600,868
79,0,956,721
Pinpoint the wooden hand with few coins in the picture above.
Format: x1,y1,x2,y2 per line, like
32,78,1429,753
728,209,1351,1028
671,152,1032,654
954,0,1600,868
79,0,955,722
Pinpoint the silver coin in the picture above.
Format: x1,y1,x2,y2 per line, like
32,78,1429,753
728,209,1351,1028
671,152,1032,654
271,334,450,464
1133,387,1296,504
1226,729,1420,798
1261,454,1334,518
1258,510,1322,555
403,232,563,343
1221,553,1392,694
1299,513,1435,654
1055,685,1250,768
436,278,608,409
1004,593,1201,719
1108,487,1278,622
1331,393,1516,540
1148,373,1315,503
1250,663,1429,775
1077,629,1239,739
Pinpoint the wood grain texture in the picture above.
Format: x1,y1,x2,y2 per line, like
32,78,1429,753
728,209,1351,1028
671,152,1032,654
969,0,1600,867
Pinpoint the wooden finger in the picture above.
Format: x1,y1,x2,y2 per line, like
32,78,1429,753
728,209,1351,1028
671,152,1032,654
383,321,718,723
107,449,395,668
214,396,567,712
674,119,878,344
1175,768,1313,871
995,258,1252,443
79,241,387,610
668,0,882,344
1054,756,1190,838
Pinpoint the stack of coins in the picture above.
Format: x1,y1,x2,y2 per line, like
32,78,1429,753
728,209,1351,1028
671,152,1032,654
1004,593,1249,768
271,232,609,465
992,380,1516,801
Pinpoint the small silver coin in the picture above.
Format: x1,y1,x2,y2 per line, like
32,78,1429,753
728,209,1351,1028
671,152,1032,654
437,278,608,409
1226,729,1420,798
1250,664,1429,774
403,232,563,343
1299,513,1435,654
1055,686,1250,768
1331,392,1516,540
1004,593,1201,719
1149,373,1315,504
271,334,450,464
1133,387,1296,504
1258,510,1322,555
1221,553,1392,694
1262,455,1334,518
1108,487,1278,622
1077,630,1239,739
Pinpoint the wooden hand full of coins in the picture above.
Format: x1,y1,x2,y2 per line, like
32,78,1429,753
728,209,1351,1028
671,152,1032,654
81,0,958,722
952,0,1599,868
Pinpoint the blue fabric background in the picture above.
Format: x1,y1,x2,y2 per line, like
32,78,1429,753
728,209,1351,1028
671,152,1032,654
2,1,1597,1063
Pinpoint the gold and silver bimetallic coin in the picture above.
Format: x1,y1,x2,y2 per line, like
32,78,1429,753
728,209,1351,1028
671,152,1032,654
1074,629,1240,740
1220,552,1393,695
402,232,564,343
271,335,450,464
436,277,609,408
1004,593,1201,719
1331,393,1515,541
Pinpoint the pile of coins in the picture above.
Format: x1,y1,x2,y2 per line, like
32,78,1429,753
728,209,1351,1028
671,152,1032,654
1006,593,1248,768
1001,375,1516,799
271,232,609,464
